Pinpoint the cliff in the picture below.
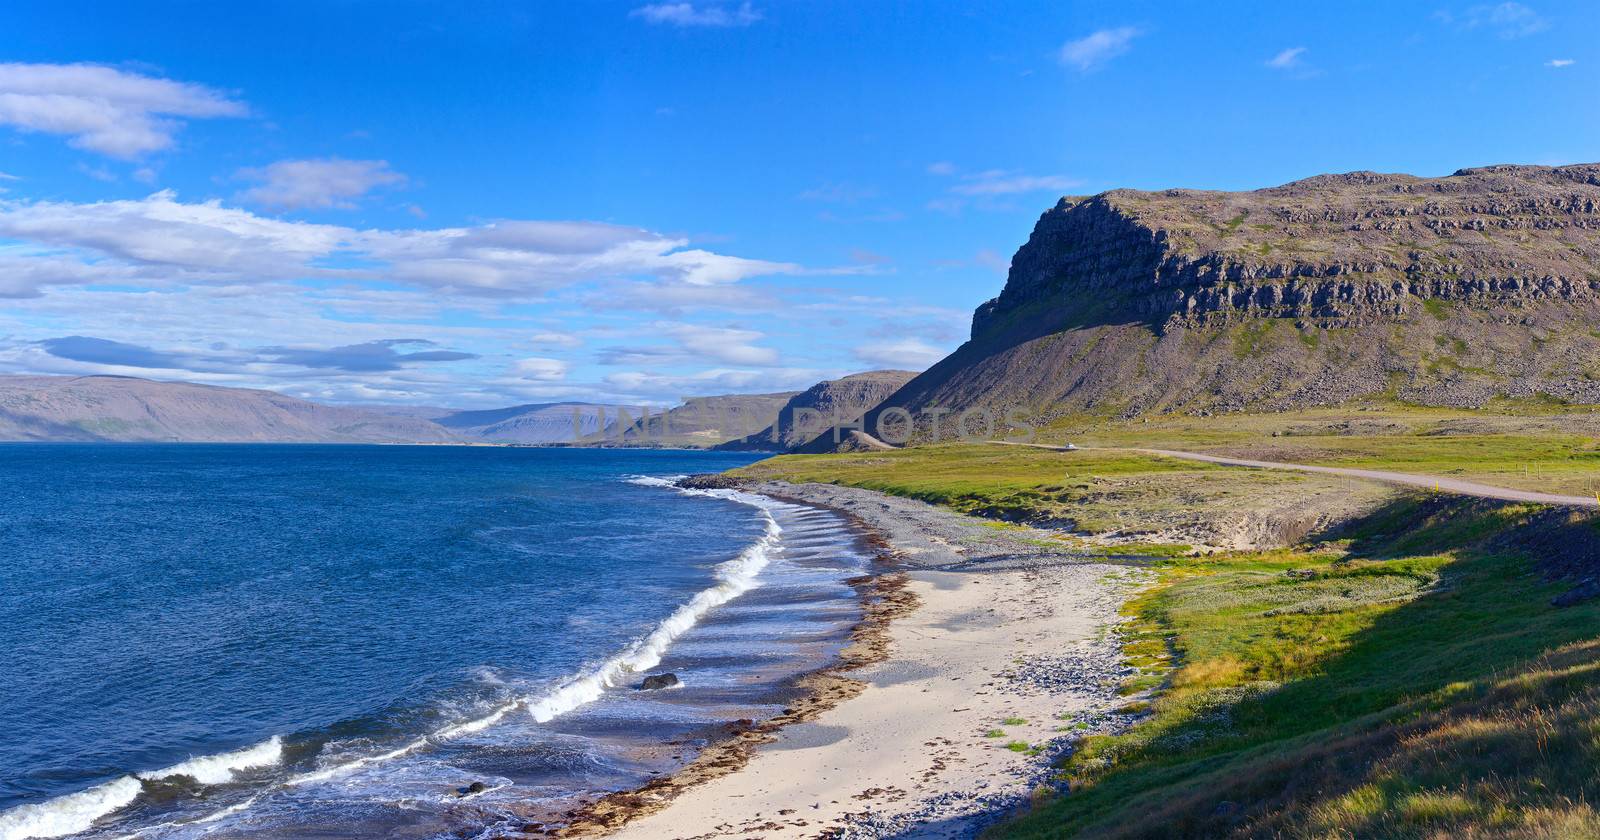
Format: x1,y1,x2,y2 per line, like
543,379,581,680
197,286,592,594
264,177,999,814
872,163,1600,427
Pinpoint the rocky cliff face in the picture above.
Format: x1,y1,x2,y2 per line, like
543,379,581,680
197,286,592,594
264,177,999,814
876,164,1600,424
716,370,917,451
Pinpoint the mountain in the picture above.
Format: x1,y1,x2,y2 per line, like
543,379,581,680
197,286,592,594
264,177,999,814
0,375,460,443
430,402,615,445
590,392,799,448
861,163,1600,434
715,370,918,452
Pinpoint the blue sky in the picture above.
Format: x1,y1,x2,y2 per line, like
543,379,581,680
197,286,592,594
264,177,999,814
0,1,1594,407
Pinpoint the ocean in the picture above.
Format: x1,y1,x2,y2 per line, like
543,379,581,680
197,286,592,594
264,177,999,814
0,444,871,839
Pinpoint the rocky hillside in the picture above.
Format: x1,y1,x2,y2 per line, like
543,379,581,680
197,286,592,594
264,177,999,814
869,163,1600,429
716,370,917,452
0,375,461,443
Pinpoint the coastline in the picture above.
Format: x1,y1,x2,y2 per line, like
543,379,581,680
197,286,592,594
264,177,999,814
549,480,1141,839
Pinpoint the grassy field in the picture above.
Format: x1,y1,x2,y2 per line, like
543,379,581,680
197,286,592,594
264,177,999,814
731,442,1392,549
1032,407,1600,497
730,425,1600,838
998,498,1600,839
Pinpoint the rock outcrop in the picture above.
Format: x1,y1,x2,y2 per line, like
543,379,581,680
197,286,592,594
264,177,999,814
868,163,1600,427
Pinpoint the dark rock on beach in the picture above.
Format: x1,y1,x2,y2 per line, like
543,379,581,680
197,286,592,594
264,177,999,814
676,474,746,490
640,673,680,690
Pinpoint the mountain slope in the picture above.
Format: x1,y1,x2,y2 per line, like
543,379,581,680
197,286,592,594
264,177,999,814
592,392,798,448
0,375,460,443
864,163,1600,434
431,402,615,444
715,370,918,452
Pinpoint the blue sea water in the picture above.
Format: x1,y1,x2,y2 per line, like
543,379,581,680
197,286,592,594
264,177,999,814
0,445,870,839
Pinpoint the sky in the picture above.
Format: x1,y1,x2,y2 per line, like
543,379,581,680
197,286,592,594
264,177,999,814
0,0,1595,408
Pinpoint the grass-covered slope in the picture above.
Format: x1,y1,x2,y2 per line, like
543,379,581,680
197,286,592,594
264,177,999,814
999,498,1600,839
733,443,1391,550
1043,406,1600,497
733,430,1600,837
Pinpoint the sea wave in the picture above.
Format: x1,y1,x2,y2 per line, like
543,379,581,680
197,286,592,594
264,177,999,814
524,479,781,721
0,735,285,840
139,736,284,786
0,776,142,840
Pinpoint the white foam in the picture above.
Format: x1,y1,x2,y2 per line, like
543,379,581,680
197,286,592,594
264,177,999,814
525,484,782,722
286,480,788,788
524,486,780,723
0,736,284,840
623,474,681,487
0,776,142,840
140,735,284,786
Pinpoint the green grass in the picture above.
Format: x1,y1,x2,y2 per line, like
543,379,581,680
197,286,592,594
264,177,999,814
1005,740,1033,753
1002,717,1029,726
1421,298,1452,320
1038,407,1600,497
731,443,1226,529
984,729,1007,738
995,497,1600,839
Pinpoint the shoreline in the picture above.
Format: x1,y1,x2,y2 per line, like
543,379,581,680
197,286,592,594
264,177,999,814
542,489,919,837
547,480,1140,839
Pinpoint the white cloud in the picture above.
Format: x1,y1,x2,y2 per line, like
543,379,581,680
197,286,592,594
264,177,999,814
853,338,947,370
1547,58,1576,67
512,356,569,381
528,331,583,349
600,367,825,401
237,158,406,210
0,62,246,158
950,169,1080,196
1456,3,1549,38
974,248,1010,274
630,2,761,27
667,323,777,365
1058,27,1140,71
0,191,801,297
1267,47,1307,69
926,161,958,176
599,322,779,367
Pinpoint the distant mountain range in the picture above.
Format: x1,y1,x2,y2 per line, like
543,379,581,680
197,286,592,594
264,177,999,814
0,375,459,443
715,370,917,452
0,372,914,448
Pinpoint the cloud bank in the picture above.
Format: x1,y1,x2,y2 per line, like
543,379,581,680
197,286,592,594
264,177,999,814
0,62,246,158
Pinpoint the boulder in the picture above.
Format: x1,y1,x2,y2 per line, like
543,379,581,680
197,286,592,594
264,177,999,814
640,673,680,690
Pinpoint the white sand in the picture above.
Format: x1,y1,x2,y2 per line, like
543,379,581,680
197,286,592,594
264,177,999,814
610,549,1131,839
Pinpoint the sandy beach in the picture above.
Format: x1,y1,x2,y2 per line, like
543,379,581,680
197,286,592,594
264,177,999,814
590,482,1139,839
